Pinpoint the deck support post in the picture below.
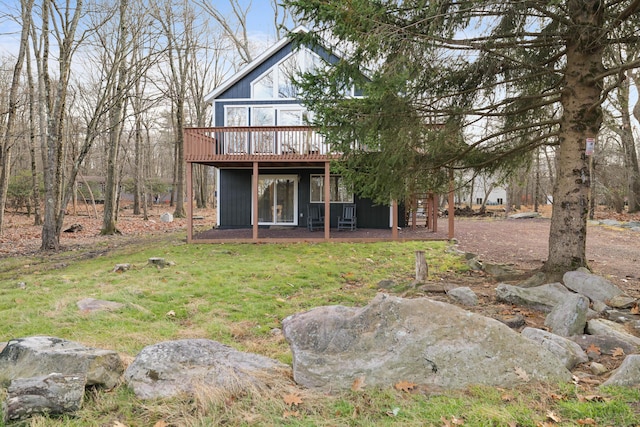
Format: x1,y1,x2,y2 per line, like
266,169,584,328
448,168,455,240
253,162,259,241
392,200,398,239
186,161,193,243
324,161,330,241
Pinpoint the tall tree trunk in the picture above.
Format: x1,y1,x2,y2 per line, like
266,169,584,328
546,1,603,273
626,71,640,213
101,0,130,235
26,41,42,226
0,0,34,233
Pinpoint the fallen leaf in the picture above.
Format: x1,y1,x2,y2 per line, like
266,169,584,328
351,376,365,392
549,393,565,401
546,410,561,423
576,418,597,425
394,380,417,392
283,393,303,406
612,347,625,358
501,393,515,402
631,304,640,315
586,343,601,355
166,310,176,317
579,394,610,402
153,421,168,427
113,422,128,427
283,410,300,418
441,415,465,426
514,366,530,382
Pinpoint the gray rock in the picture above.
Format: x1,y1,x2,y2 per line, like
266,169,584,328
376,279,397,290
589,362,608,376
467,257,483,271
160,212,173,223
521,328,588,370
113,264,131,273
3,373,85,422
483,263,518,280
447,287,478,306
605,310,640,324
517,272,547,288
600,219,622,227
601,355,640,387
282,294,571,391
606,295,637,309
586,319,640,348
0,336,123,389
77,298,125,313
508,212,541,219
124,339,290,399
563,270,624,304
591,300,610,313
495,282,574,312
623,221,640,229
544,294,589,337
494,313,526,329
570,334,638,357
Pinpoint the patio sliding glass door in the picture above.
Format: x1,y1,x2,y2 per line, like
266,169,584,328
256,175,298,225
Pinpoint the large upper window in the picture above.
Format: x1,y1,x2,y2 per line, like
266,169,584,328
252,48,323,99
310,175,353,203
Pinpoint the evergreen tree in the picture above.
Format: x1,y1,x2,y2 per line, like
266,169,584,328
284,0,640,274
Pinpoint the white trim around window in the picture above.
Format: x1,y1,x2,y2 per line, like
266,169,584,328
310,174,354,203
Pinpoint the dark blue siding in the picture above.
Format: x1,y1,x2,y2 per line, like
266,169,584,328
219,170,252,227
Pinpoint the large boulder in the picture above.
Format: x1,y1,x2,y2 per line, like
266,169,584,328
124,339,291,399
3,373,85,422
282,294,571,391
0,336,124,389
544,294,589,337
495,283,574,312
562,270,624,304
601,355,640,387
586,319,640,348
521,328,588,370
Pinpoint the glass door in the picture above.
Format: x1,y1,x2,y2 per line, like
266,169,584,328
256,175,298,225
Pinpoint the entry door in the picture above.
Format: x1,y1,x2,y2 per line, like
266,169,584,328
256,175,298,225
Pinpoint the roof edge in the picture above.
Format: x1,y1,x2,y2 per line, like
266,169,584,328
204,26,310,103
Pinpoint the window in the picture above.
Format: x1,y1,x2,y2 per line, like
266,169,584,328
252,107,275,153
252,48,324,99
310,175,353,203
224,107,248,153
496,198,504,205
253,71,274,99
476,198,483,205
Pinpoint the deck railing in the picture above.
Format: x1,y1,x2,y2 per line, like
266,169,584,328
184,126,332,162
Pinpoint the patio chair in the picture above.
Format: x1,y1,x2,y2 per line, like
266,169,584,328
337,204,357,231
307,204,324,231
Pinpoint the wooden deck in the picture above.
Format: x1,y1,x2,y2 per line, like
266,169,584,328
184,126,338,166
191,225,451,244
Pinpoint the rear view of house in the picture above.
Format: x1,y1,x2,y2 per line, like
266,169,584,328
184,27,446,242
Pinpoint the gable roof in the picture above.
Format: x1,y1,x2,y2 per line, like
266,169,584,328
204,25,311,103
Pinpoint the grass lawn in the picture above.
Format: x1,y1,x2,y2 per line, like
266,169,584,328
0,234,638,426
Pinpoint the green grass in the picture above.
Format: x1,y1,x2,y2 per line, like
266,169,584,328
0,234,638,426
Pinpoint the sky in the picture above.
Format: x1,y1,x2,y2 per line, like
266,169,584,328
0,0,284,59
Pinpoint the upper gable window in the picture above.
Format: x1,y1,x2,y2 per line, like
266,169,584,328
252,48,324,100
253,71,274,99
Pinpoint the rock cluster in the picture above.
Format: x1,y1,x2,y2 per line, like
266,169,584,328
2,267,639,422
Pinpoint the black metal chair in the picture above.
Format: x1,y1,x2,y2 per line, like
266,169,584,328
307,204,324,231
337,204,357,231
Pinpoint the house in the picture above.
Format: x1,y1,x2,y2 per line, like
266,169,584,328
184,27,453,242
